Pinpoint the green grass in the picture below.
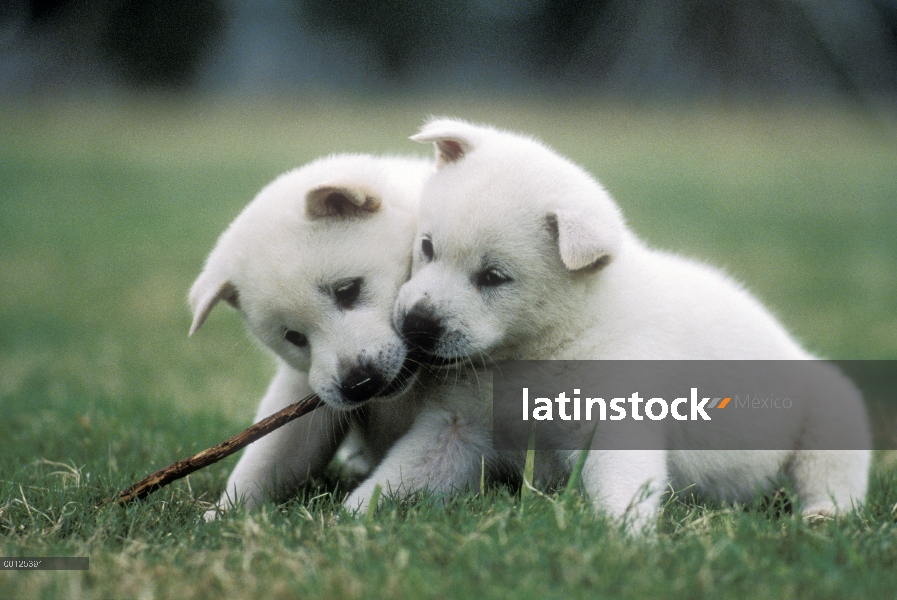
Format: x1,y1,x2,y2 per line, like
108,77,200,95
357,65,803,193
1,97,896,599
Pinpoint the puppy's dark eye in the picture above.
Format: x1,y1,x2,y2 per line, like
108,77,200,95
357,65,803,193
334,278,362,310
476,268,512,289
285,330,308,348
421,237,434,261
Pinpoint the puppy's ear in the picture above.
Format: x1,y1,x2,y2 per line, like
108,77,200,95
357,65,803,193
306,185,381,219
188,269,239,336
410,119,483,167
549,206,622,272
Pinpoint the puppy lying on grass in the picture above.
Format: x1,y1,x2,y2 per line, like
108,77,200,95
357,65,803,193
388,118,870,528
191,154,431,517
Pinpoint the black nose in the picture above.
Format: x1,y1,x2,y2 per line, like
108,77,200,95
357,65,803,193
400,305,444,352
339,365,388,404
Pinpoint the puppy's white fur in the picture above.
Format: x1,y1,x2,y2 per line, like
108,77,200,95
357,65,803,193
191,154,432,516
392,119,870,527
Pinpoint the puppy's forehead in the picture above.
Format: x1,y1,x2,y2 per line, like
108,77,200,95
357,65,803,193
303,222,413,278
421,165,548,247
235,211,412,291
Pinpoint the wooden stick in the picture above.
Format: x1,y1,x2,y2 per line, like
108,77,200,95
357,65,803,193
99,394,323,507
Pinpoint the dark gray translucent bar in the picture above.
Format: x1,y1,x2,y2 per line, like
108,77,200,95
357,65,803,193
0,557,89,570
491,360,894,451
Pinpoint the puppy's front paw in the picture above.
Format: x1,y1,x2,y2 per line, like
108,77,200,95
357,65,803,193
343,482,383,516
802,505,838,522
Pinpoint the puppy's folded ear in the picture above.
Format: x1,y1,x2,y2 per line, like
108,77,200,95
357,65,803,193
188,269,239,336
549,205,623,272
410,118,485,167
306,185,381,219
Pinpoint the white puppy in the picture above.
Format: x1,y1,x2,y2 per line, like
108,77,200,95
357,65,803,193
393,118,871,527
190,154,432,516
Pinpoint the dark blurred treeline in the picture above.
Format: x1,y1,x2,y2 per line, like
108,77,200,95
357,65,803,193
2,0,896,100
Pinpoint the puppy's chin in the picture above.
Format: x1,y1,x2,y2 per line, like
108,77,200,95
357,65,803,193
374,372,418,400
416,351,466,369
414,338,501,368
374,351,423,398
311,388,362,411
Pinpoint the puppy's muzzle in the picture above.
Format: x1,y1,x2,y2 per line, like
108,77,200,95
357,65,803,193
399,303,444,353
338,363,389,405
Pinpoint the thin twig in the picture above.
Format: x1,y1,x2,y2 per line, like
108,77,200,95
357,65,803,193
98,394,323,507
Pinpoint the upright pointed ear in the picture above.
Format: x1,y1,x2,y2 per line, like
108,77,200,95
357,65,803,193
306,185,381,219
548,206,623,272
188,269,239,336
410,119,483,167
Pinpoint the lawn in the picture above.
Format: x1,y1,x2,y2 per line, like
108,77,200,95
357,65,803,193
1,96,896,599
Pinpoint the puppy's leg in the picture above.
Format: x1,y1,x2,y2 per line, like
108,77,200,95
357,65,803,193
206,362,346,519
790,450,870,518
344,406,491,514
580,450,668,531
334,427,374,479
790,371,871,518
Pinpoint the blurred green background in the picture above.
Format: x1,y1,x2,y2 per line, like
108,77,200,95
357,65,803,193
1,96,894,436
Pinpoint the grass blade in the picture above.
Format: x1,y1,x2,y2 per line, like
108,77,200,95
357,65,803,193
563,422,598,500
521,424,536,501
365,484,382,522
